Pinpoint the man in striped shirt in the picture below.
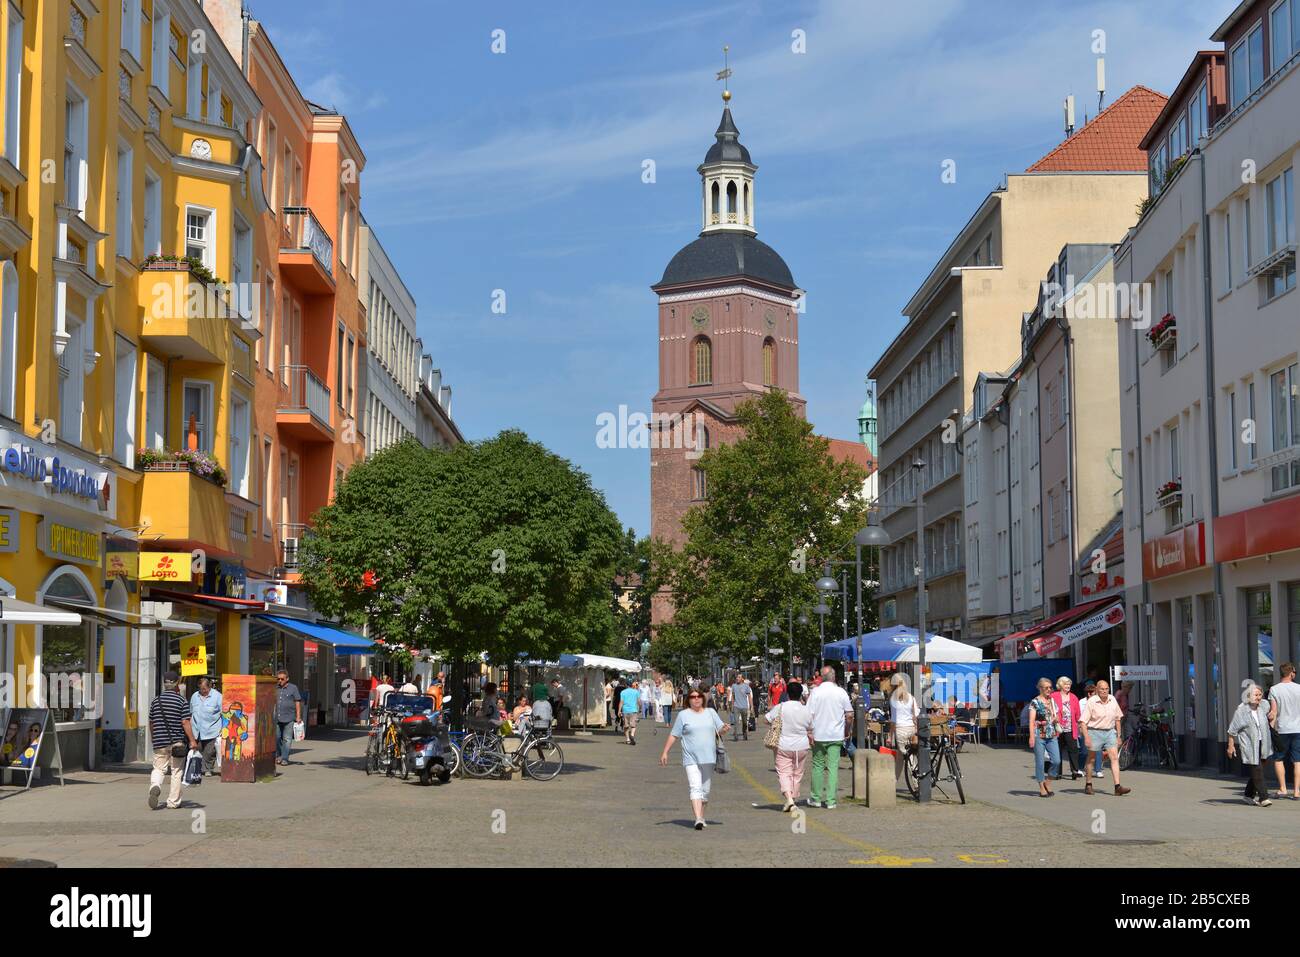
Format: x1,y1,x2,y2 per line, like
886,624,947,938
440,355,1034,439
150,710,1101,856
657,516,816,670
148,671,198,810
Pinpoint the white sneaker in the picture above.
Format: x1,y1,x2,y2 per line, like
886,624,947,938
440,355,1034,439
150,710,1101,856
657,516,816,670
807,799,823,808
694,820,706,830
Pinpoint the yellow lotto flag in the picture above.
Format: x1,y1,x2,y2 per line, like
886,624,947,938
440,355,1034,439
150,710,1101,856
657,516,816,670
180,640,208,676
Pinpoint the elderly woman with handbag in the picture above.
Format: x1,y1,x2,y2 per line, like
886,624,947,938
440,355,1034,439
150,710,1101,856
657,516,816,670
764,680,814,812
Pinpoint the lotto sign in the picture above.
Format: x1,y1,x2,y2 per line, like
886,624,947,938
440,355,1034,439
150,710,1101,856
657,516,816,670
180,639,208,676
139,552,192,582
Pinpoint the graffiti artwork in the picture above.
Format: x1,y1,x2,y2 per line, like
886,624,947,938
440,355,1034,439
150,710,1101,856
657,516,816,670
219,675,276,783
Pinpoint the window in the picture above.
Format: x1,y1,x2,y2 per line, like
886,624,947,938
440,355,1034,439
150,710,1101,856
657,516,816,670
1271,363,1300,491
1169,424,1181,481
1047,488,1058,542
64,89,87,211
346,333,355,415
185,48,201,119
120,0,141,60
233,218,252,319
762,338,775,386
1224,211,1234,292
1243,195,1253,273
1188,81,1207,145
1264,168,1296,298
691,466,707,501
279,294,291,385
1229,389,1239,470
336,324,345,402
143,170,161,256
1247,587,1274,690
1151,142,1168,195
0,261,15,420
58,317,84,445
185,207,213,270
1249,382,1259,462
150,2,170,92
1230,25,1266,108
181,380,213,453
145,354,165,449
113,336,136,467
115,145,133,258
262,436,273,537
4,4,21,162
265,120,277,211
691,336,712,385
40,571,94,722
229,393,250,497
1270,0,1300,75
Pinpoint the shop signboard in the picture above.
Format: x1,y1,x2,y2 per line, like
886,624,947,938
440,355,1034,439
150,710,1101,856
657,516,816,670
219,674,276,783
0,708,64,790
0,428,116,520
140,552,192,583
246,578,288,605
38,519,102,566
1142,523,1205,580
104,548,138,582
180,638,208,677
0,508,18,552
1111,664,1168,683
1031,601,1125,657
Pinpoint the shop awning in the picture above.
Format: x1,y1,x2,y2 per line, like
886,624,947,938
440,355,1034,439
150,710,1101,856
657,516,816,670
999,597,1122,659
44,597,203,633
0,596,82,626
556,653,642,673
257,615,374,654
147,589,267,614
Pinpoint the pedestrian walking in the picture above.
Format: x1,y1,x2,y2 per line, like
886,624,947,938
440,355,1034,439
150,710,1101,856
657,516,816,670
147,671,198,810
1267,662,1300,799
728,673,753,741
765,680,814,811
1029,678,1062,798
274,668,303,767
619,680,641,745
889,672,920,751
769,673,787,708
189,676,223,776
1051,676,1082,780
806,666,853,809
644,677,659,722
604,678,614,725
1081,679,1130,796
1080,680,1103,778
660,687,729,830
660,678,675,726
1228,683,1273,806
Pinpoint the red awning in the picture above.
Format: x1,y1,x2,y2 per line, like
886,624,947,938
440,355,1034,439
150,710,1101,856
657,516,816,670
146,588,267,614
999,596,1118,655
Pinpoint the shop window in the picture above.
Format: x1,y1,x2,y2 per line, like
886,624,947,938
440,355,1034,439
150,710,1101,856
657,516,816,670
1246,587,1274,691
1178,597,1196,735
40,571,94,723
1289,584,1300,677
1201,594,1221,743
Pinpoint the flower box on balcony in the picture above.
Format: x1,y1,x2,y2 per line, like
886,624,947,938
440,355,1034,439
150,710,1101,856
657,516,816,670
138,447,228,488
140,254,225,289
1156,479,1182,509
1146,314,1176,350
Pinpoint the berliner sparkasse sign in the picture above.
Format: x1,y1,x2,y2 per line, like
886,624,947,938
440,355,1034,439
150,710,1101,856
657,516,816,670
0,428,115,520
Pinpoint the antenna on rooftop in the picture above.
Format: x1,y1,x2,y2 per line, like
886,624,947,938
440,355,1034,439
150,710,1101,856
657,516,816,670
1096,57,1106,112
1064,95,1076,137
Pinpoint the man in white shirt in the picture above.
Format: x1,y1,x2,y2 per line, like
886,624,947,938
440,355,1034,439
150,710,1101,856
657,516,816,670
806,667,853,809
371,674,395,718
1268,662,1300,799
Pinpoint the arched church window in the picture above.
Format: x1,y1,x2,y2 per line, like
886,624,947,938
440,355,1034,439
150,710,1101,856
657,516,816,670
763,337,776,386
710,181,720,222
691,336,712,385
692,466,708,501
726,181,738,222
743,183,750,225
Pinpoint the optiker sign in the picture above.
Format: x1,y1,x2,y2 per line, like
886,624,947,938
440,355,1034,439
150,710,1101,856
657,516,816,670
2,444,107,509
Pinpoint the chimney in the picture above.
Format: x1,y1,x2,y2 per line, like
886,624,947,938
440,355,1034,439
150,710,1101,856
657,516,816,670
427,367,442,397
439,386,452,416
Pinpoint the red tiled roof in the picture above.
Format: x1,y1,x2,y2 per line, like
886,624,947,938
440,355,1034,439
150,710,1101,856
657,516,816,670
1026,86,1168,173
823,437,875,474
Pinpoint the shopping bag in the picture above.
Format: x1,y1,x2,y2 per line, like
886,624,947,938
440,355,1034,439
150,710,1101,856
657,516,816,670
292,720,306,741
182,749,204,787
715,737,731,774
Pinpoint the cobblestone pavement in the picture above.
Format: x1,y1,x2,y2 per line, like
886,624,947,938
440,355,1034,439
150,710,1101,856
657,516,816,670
0,721,1293,867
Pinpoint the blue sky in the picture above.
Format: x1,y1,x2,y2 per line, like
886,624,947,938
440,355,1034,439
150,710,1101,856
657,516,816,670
253,0,1226,537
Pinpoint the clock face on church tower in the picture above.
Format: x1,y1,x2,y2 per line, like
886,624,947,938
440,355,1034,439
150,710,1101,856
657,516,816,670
763,307,776,331
690,306,710,330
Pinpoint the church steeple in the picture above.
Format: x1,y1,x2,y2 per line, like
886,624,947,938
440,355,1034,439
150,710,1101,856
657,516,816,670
700,48,756,237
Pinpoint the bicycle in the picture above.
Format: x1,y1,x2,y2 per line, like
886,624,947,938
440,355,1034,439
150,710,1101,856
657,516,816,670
1118,697,1178,771
365,708,408,778
901,720,966,804
459,717,565,781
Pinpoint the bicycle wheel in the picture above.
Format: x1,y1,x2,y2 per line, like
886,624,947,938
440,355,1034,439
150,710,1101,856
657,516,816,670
522,738,564,781
460,733,498,778
364,734,379,775
946,749,965,805
1161,732,1179,770
443,742,461,778
1118,735,1136,771
902,748,920,799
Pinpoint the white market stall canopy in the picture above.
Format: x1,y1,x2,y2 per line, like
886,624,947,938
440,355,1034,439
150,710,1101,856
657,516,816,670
556,653,642,673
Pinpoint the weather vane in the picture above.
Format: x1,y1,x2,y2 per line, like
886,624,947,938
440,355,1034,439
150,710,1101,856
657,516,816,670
716,44,732,102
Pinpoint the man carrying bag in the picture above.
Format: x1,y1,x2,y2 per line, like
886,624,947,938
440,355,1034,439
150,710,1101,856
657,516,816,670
148,671,199,810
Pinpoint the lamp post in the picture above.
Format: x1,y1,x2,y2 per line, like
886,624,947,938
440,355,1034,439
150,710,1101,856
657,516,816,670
855,524,889,750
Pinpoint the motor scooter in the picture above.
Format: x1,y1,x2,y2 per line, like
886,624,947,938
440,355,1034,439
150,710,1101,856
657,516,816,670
401,710,451,785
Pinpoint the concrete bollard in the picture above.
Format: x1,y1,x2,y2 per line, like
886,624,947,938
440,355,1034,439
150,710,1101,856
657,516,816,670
861,750,895,807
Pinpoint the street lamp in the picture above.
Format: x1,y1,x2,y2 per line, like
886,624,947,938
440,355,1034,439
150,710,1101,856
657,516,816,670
854,522,890,751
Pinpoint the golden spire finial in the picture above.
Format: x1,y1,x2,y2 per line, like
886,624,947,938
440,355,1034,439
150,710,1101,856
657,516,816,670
716,45,732,102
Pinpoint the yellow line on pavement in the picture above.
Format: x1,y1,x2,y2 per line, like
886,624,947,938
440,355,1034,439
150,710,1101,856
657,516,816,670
732,758,934,866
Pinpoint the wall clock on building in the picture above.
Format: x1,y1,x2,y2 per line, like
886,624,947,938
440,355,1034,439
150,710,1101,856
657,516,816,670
690,306,710,330
763,307,777,331
190,138,213,161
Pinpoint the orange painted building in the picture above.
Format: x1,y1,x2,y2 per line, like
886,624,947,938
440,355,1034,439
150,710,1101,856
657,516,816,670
203,1,366,592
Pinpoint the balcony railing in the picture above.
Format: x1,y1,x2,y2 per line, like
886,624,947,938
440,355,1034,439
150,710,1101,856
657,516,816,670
281,206,333,277
282,364,332,427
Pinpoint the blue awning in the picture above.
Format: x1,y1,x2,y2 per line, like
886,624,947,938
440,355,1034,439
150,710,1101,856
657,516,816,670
257,615,374,654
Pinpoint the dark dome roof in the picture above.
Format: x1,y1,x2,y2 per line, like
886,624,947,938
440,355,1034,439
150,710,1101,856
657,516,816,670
656,232,795,290
703,107,752,166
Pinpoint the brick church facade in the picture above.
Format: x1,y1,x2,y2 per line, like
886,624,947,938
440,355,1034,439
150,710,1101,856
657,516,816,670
649,100,805,629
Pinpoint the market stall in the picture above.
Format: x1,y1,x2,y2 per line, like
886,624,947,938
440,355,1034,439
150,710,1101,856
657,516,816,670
553,653,642,729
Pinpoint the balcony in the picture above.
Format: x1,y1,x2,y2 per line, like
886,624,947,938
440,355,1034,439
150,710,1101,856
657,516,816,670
138,258,235,363
277,364,334,442
138,466,233,554
279,206,334,294
278,523,308,570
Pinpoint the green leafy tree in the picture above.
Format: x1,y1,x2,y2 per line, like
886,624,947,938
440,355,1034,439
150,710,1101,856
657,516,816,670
301,432,624,665
656,390,869,667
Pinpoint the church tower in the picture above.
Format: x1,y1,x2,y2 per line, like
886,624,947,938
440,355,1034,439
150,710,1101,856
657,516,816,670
649,87,804,627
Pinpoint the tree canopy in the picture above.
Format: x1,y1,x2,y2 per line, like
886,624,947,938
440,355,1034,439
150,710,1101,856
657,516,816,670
652,389,870,669
300,431,624,664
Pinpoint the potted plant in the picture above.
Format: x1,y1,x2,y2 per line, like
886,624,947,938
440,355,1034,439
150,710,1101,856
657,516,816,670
138,447,228,487
140,253,225,289
1156,478,1182,506
1146,314,1176,349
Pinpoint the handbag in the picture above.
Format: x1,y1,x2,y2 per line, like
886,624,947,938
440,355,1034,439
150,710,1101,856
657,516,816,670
714,736,731,774
182,749,204,787
293,720,306,742
763,705,783,751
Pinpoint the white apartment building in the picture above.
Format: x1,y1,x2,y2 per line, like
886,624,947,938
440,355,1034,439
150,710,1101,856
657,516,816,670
1115,0,1298,768
417,354,462,450
359,222,421,454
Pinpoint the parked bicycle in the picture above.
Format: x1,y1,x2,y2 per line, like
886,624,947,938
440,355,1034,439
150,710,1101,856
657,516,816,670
902,719,966,804
365,708,407,778
1118,696,1178,771
459,715,564,781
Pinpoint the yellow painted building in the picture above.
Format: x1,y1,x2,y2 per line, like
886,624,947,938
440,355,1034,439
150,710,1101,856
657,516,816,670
0,0,268,767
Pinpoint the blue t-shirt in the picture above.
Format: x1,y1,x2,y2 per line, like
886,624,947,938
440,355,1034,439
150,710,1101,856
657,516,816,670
619,687,640,714
669,707,724,767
